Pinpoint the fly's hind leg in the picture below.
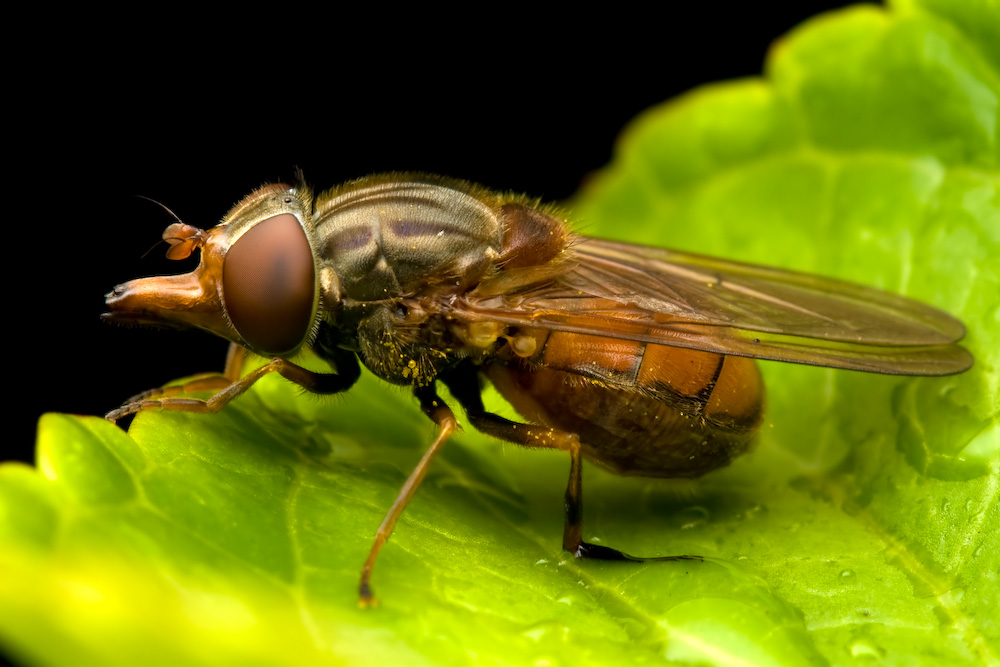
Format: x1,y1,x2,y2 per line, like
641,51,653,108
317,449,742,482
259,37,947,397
441,365,701,564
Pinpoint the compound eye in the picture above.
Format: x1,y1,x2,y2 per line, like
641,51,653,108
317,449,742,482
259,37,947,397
223,213,315,354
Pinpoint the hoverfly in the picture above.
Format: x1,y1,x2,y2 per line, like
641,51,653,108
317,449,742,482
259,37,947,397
104,173,972,603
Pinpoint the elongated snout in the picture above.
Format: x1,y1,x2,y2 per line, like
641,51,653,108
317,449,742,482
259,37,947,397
103,268,237,343
104,272,203,328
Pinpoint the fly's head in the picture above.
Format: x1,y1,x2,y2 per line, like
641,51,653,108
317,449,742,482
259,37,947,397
104,183,323,358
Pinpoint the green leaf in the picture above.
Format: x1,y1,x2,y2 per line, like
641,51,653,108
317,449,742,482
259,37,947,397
3,1,998,665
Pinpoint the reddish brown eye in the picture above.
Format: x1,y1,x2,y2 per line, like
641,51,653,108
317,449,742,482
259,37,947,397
223,213,314,354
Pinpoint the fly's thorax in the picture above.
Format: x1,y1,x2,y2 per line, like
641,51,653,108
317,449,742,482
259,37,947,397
313,178,504,302
355,305,456,387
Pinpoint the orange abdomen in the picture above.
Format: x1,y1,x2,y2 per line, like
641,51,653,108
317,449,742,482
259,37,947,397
486,331,765,478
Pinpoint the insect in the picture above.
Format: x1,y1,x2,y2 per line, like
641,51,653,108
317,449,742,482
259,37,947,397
104,173,972,604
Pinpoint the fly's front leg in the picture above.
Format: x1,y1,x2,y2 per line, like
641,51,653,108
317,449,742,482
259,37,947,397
106,345,361,422
221,341,249,380
106,343,250,420
359,384,458,606
441,366,701,564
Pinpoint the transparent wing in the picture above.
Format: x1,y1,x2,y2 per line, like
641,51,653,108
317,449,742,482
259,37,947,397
457,237,972,376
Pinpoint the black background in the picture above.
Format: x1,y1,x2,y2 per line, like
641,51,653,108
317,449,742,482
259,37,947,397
8,4,859,466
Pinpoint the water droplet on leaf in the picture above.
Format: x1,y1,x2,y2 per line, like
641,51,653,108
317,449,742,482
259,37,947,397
849,639,882,659
677,506,710,530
